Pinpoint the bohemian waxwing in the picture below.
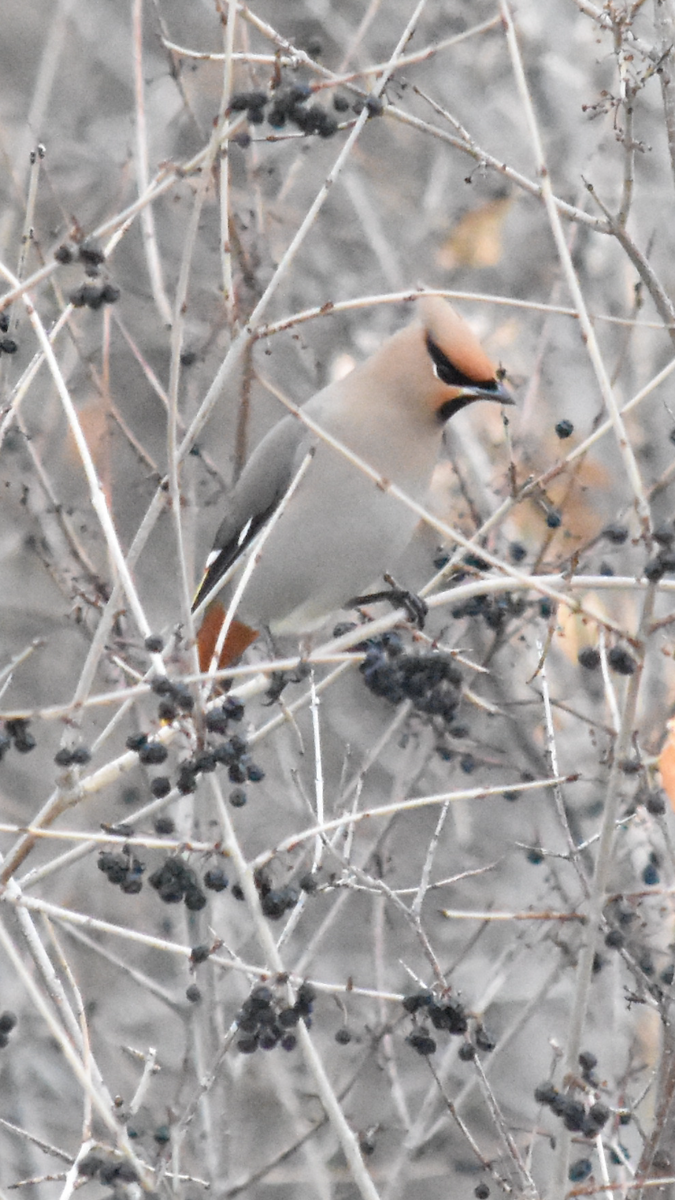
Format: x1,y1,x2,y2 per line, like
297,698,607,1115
193,295,513,673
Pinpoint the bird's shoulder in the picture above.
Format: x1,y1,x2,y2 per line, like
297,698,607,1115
212,413,311,550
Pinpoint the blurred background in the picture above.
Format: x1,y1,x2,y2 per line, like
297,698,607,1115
1,0,675,1196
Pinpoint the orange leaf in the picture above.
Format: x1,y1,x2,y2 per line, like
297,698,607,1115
658,719,675,807
438,197,514,270
555,594,606,665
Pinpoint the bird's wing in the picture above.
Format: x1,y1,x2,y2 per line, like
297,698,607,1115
192,415,312,612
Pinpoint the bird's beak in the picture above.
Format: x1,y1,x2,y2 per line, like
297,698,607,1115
437,377,514,423
462,378,514,405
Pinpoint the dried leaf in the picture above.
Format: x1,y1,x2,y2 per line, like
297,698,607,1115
438,197,514,270
658,718,675,807
555,594,606,664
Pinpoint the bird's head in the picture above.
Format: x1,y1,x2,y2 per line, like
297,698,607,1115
416,294,514,422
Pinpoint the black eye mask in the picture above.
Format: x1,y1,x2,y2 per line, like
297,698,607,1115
426,334,510,422
426,333,499,392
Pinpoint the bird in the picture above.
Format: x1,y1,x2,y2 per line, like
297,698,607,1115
193,295,513,675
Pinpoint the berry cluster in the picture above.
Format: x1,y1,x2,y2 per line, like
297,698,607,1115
403,990,487,1059
55,235,106,270
148,856,207,911
184,941,219,1003
601,899,675,995
203,866,229,892
578,645,636,675
230,871,317,912
229,84,346,139
253,867,300,920
360,634,463,725
451,590,526,631
436,551,558,624
0,719,36,757
125,688,264,805
149,674,196,717
126,733,170,765
99,844,228,909
78,1152,139,1187
69,281,120,310
235,982,316,1055
601,521,675,585
55,236,121,310
98,847,144,895
54,744,92,767
643,544,675,581
534,1072,610,1138
201,868,228,897
0,311,17,355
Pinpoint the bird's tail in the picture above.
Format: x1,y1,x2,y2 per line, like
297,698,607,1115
197,601,259,675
